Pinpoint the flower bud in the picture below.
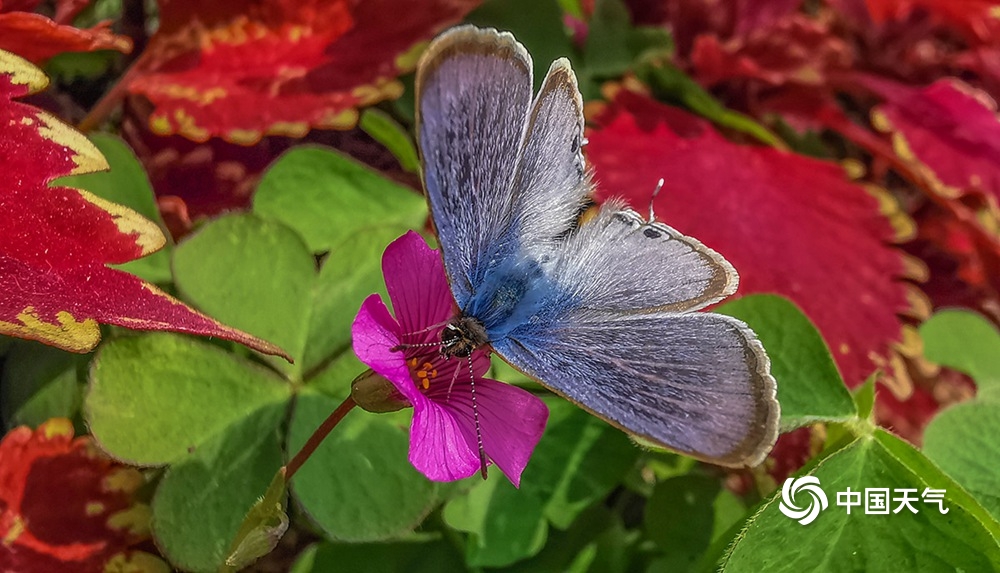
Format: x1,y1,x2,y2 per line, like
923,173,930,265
350,369,410,413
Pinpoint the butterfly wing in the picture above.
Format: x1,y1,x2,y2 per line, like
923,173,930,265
415,26,591,308
547,202,739,313
418,26,779,465
493,202,779,467
415,26,531,307
493,309,779,467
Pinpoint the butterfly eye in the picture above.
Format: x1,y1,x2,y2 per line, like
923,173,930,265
441,324,472,357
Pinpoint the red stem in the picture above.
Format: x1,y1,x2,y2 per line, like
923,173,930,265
284,396,357,482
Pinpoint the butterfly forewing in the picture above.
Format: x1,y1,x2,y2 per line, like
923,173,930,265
415,26,534,307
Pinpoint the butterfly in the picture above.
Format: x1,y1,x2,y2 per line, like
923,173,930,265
414,25,779,468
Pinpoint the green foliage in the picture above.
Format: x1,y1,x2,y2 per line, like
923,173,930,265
718,294,856,429
921,309,1000,521
722,430,1000,571
441,399,638,567
1,340,85,430
82,146,438,571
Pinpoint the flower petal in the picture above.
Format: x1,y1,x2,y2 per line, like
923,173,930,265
426,377,548,487
408,397,480,482
382,231,455,342
351,294,421,406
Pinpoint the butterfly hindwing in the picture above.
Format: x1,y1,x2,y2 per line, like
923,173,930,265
494,310,778,467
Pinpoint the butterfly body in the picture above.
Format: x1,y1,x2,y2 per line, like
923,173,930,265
416,25,779,468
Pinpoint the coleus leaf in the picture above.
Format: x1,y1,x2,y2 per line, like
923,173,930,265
690,11,851,89
867,77,1000,205
585,89,913,386
862,0,1000,45
860,76,1000,306
0,2,131,64
0,418,169,573
0,50,287,358
127,0,482,144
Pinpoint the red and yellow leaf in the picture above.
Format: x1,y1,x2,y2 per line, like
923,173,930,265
0,49,288,358
586,89,914,385
127,0,481,144
0,2,131,64
0,419,169,573
868,77,1000,205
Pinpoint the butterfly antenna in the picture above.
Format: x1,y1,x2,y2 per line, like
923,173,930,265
389,340,442,352
468,355,488,479
648,178,665,222
390,319,454,352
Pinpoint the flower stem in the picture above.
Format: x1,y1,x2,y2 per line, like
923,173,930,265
77,49,152,133
284,396,357,482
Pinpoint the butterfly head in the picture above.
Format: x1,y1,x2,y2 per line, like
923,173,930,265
441,315,489,358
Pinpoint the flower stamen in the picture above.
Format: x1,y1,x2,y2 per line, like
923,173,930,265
408,357,438,391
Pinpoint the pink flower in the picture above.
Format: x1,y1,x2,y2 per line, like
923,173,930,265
351,231,548,487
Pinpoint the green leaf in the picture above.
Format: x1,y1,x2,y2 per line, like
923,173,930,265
1,341,85,429
528,400,639,528
645,474,746,572
253,146,426,254
721,430,1000,571
718,294,855,428
466,0,574,90
45,50,119,81
920,309,1000,398
303,226,400,375
221,467,290,571
854,377,877,421
85,333,290,465
443,476,549,567
634,61,781,147
645,474,719,571
923,401,1000,521
85,332,291,573
503,504,632,573
286,390,438,541
152,402,287,572
359,109,420,173
442,399,637,568
582,0,633,78
55,133,172,283
172,214,316,378
290,539,466,573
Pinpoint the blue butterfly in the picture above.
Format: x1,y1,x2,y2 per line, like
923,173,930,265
414,25,779,467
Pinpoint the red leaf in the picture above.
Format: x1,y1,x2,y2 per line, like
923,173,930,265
586,90,913,385
867,77,1000,205
0,419,169,573
690,12,852,88
862,0,1000,45
0,50,289,358
0,4,131,64
127,0,481,144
